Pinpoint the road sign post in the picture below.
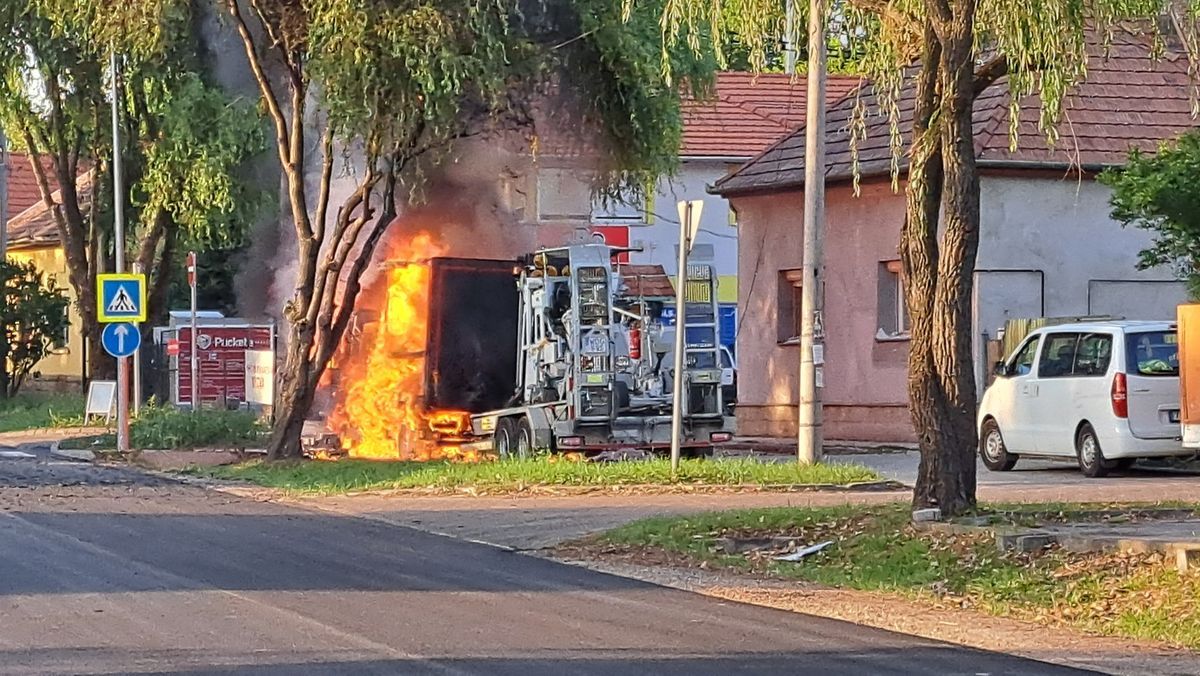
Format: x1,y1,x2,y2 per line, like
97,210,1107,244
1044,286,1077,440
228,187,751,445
97,273,144,454
102,323,141,358
187,251,198,410
670,199,704,476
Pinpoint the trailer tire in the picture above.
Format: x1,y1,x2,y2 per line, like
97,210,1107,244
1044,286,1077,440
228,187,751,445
494,418,518,458
515,417,534,459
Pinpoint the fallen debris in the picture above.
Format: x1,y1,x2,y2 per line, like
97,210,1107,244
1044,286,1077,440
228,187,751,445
775,540,834,562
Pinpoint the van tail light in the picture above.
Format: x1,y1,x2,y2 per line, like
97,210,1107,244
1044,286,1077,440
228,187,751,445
1111,372,1128,419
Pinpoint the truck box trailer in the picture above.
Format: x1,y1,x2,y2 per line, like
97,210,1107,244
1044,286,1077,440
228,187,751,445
416,244,729,456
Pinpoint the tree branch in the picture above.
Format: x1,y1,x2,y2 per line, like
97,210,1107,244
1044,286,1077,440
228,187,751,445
972,54,1008,98
223,0,291,172
313,124,334,243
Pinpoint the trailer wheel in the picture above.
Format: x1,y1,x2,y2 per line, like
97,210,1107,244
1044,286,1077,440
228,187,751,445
515,417,534,459
493,418,517,458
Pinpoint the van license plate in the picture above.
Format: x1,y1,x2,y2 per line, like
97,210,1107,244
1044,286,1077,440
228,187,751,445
1169,410,1181,423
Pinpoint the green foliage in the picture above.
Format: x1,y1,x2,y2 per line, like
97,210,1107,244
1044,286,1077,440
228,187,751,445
0,0,264,336
1100,131,1200,299
299,0,718,199
131,72,267,250
194,457,880,495
129,401,266,450
1,259,70,398
0,392,84,432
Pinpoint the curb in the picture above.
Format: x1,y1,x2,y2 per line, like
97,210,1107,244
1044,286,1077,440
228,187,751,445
0,426,108,443
47,441,96,463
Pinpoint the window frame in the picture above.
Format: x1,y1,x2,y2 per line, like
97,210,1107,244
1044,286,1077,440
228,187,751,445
876,260,910,341
1007,335,1042,376
777,269,803,345
1036,332,1082,379
1071,332,1114,378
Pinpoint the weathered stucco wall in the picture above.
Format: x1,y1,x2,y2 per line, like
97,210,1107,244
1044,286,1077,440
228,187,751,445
732,180,912,442
733,172,1189,444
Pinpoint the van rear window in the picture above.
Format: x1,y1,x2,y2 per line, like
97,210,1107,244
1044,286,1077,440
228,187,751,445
1125,331,1179,377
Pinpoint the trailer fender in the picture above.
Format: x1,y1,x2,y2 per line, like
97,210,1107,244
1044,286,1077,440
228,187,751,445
527,407,555,451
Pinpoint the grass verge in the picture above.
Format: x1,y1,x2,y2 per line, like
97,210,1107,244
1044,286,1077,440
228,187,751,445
189,457,883,495
0,392,85,432
57,403,265,451
581,503,1200,649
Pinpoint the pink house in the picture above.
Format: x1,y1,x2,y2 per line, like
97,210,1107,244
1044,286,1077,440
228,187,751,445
715,30,1195,443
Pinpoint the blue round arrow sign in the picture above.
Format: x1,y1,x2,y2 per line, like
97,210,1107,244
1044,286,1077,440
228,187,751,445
101,322,142,358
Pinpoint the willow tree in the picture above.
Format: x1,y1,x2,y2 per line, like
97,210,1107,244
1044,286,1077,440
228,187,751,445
0,0,263,377
204,0,716,458
667,0,1200,514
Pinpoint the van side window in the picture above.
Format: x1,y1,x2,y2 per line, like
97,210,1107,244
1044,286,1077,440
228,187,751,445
1038,333,1080,378
1009,336,1041,375
1073,333,1113,377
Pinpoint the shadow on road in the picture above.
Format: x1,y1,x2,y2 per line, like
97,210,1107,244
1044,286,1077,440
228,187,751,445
1,509,651,595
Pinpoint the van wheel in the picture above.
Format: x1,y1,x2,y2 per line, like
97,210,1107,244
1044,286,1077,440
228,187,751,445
979,419,1018,471
1076,423,1110,478
493,418,517,458
515,417,534,459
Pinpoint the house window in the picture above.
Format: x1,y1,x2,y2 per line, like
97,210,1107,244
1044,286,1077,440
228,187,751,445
592,184,655,224
536,168,592,222
877,260,910,339
777,269,803,344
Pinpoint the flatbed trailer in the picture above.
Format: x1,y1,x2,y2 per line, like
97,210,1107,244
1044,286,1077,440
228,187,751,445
421,245,729,457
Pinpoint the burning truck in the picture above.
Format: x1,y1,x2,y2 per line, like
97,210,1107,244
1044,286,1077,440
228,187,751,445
321,238,731,460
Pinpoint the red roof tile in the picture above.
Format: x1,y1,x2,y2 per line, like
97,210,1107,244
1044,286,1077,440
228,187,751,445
715,28,1199,195
6,172,92,251
4,152,56,217
681,72,861,158
618,264,675,298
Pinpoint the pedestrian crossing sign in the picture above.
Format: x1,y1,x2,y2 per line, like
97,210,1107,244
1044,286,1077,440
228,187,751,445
97,273,147,323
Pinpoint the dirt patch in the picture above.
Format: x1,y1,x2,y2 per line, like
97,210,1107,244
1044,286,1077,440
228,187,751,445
553,557,1198,676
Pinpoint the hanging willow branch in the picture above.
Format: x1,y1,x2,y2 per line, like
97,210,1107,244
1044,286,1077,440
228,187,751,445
657,0,1200,183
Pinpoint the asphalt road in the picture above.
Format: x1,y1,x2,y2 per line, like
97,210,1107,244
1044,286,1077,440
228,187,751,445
0,442,1096,676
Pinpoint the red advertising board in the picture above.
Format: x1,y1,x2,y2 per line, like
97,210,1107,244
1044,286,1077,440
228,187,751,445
176,326,273,405
589,225,630,263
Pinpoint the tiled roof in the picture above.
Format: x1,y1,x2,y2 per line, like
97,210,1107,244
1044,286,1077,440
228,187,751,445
619,264,675,298
534,71,862,161
681,72,861,158
6,172,92,251
715,28,1198,196
4,152,57,216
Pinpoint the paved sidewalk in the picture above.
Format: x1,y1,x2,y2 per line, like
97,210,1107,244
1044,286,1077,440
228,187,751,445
286,490,905,550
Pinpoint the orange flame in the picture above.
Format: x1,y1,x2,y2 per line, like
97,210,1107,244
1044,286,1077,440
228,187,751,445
327,231,462,461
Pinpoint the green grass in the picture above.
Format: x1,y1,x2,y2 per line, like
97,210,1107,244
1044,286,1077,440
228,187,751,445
595,502,1200,649
57,402,266,450
191,457,883,495
0,392,85,432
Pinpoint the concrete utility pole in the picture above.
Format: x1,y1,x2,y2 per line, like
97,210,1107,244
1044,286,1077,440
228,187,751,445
784,0,798,75
112,51,131,454
797,0,827,465
670,199,703,475
1,127,9,258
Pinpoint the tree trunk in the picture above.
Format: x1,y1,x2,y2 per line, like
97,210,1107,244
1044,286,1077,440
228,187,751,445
904,1,982,517
267,324,318,459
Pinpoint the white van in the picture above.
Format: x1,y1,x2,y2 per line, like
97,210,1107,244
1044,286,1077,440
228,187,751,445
977,321,1186,477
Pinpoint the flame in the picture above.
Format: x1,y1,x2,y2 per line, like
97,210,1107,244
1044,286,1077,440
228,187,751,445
326,231,473,461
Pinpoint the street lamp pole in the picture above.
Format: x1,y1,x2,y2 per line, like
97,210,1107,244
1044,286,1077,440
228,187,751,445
797,0,827,464
111,50,130,454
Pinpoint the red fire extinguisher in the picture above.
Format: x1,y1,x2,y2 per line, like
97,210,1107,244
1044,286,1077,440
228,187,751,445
629,325,642,360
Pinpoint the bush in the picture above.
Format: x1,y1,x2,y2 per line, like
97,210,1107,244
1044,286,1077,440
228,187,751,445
130,402,266,450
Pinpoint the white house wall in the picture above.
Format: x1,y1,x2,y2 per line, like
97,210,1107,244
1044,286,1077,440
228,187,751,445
974,174,1187,380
